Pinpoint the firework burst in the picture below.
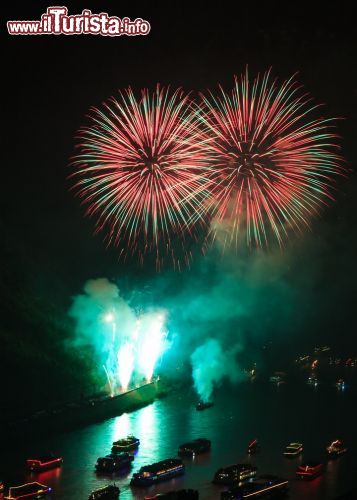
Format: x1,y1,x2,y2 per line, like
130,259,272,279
199,69,344,249
70,85,211,266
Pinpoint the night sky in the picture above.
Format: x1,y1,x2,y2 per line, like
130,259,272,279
2,2,356,412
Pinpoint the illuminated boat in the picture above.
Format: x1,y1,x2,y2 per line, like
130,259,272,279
144,490,199,499
0,479,4,493
336,379,346,390
247,439,260,454
26,454,63,471
88,484,120,499
130,458,185,486
196,401,213,411
296,461,323,480
213,464,257,485
4,482,51,499
345,357,356,366
178,438,211,456
307,375,318,387
269,373,285,386
283,442,303,457
112,435,140,452
95,453,134,473
327,439,347,458
221,475,288,499
314,345,330,353
311,359,319,370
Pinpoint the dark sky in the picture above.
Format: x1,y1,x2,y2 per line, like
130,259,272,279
2,2,357,356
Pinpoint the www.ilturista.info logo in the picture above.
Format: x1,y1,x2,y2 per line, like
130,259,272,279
7,6,151,36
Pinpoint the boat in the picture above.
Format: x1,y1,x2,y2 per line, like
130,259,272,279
336,379,345,390
4,482,51,499
283,442,303,457
221,475,289,499
0,480,4,493
314,345,331,353
296,355,310,365
95,453,134,473
112,435,140,452
311,359,319,370
178,438,211,456
269,373,285,386
307,375,318,387
326,439,347,458
213,464,257,485
130,458,185,486
196,401,213,411
144,490,199,499
296,461,323,480
247,439,260,454
26,454,63,472
88,484,120,499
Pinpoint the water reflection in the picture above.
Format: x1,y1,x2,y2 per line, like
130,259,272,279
27,466,62,490
111,412,130,442
325,456,343,499
1,381,356,499
295,475,324,500
137,404,158,460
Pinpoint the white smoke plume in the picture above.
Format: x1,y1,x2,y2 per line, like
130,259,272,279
191,338,246,402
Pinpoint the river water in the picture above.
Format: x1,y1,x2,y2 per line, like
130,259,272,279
1,378,356,499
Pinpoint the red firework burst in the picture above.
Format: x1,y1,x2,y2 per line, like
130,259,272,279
199,69,344,249
70,85,211,267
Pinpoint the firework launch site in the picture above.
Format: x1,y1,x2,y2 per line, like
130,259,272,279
2,379,166,445
2,3,356,500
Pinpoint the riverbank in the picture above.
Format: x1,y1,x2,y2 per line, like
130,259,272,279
1,378,170,445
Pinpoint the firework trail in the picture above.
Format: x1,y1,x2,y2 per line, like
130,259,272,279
103,364,114,398
199,68,344,250
69,278,169,396
70,85,211,267
137,312,168,382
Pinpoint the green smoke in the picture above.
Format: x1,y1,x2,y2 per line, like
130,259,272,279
68,278,169,394
191,338,246,402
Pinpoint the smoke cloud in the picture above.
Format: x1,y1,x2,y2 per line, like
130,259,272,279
191,338,246,402
149,241,315,399
67,220,347,402
68,278,168,395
